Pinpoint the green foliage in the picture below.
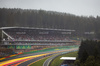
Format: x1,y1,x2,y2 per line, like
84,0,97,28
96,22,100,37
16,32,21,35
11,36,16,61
78,40,99,59
30,56,51,66
93,46,99,58
76,40,100,66
0,8,100,38
50,51,78,66
74,60,80,66
80,50,88,63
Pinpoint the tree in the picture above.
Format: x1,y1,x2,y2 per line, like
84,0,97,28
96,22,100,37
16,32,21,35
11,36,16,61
85,56,95,66
74,60,80,66
93,46,99,58
0,8,100,39
76,40,100,66
80,50,89,63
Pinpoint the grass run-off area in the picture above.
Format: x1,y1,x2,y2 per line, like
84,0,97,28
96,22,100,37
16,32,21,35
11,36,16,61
50,51,78,66
29,51,77,66
29,55,56,66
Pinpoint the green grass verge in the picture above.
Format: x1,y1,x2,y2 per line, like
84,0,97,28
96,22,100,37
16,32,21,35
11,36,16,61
29,55,54,66
50,51,78,66
23,45,79,54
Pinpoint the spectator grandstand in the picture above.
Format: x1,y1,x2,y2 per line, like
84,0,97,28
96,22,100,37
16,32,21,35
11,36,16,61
0,27,76,53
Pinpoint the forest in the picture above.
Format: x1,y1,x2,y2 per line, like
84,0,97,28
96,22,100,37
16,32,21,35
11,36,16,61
0,8,100,39
75,40,100,66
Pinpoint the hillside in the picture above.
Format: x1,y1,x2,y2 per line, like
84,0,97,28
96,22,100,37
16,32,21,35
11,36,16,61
0,8,100,39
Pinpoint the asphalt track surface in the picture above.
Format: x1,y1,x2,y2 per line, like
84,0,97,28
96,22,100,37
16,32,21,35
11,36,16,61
43,50,78,66
43,54,59,66
0,48,78,66
18,56,44,66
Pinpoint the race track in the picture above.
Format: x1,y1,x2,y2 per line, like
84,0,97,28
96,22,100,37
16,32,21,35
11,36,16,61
0,48,78,66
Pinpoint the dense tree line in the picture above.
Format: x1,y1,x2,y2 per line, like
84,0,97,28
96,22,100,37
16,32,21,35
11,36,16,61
0,8,100,39
75,40,100,66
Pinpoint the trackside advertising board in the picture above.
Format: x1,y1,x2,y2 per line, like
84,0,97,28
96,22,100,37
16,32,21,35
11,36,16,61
16,45,31,49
